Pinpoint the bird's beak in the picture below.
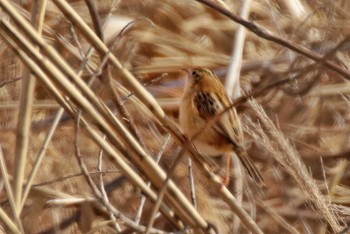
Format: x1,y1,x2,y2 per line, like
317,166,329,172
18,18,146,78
180,68,191,76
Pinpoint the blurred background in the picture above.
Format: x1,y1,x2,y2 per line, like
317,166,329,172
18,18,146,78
0,0,350,233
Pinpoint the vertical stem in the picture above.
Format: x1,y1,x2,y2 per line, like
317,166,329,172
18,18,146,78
0,146,24,232
13,0,48,214
225,0,252,99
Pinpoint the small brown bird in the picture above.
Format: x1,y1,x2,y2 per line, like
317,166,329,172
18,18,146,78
179,68,264,186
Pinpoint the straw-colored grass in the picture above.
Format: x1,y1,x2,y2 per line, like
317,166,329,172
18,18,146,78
0,0,349,233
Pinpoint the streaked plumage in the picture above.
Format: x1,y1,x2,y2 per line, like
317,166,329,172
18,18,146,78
179,68,264,185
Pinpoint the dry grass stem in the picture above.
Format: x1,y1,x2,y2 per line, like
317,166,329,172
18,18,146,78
247,99,344,233
0,0,349,233
225,0,251,99
0,207,21,234
0,146,23,232
12,0,47,214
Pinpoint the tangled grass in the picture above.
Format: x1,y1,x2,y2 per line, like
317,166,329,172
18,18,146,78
0,0,349,233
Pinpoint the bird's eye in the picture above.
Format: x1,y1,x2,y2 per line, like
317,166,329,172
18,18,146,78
192,70,201,81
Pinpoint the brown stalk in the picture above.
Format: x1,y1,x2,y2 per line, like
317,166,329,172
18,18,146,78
49,1,265,233
0,146,23,233
0,20,183,230
73,117,167,234
13,0,47,214
195,0,350,81
49,1,260,232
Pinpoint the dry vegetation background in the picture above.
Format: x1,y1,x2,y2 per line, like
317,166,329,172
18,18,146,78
0,0,350,233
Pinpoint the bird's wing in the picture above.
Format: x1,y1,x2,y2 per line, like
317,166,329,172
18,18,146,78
224,102,244,142
193,92,217,119
215,99,243,146
193,91,243,145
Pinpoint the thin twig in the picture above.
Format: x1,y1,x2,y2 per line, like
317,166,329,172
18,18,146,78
187,157,197,209
73,117,171,234
195,0,350,80
13,0,47,214
20,15,96,213
0,77,21,87
0,19,183,230
0,1,263,232
84,0,103,41
19,108,63,211
259,200,301,234
144,134,192,234
0,207,21,234
135,134,171,224
31,170,120,187
0,146,23,233
97,138,121,232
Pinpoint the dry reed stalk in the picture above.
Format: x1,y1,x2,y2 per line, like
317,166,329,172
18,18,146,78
0,207,21,234
224,1,252,232
247,99,343,233
52,0,165,117
196,0,350,80
20,22,100,213
19,107,64,211
0,28,183,230
0,146,23,233
0,11,214,233
1,0,349,233
97,139,120,232
0,101,59,110
81,119,184,229
47,1,265,233
74,118,171,234
261,202,301,234
225,0,251,98
0,19,180,229
12,0,47,214
135,134,171,226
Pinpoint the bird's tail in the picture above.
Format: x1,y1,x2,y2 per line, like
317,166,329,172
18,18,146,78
237,149,265,186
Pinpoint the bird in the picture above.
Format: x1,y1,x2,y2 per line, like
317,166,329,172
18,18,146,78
179,68,264,186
